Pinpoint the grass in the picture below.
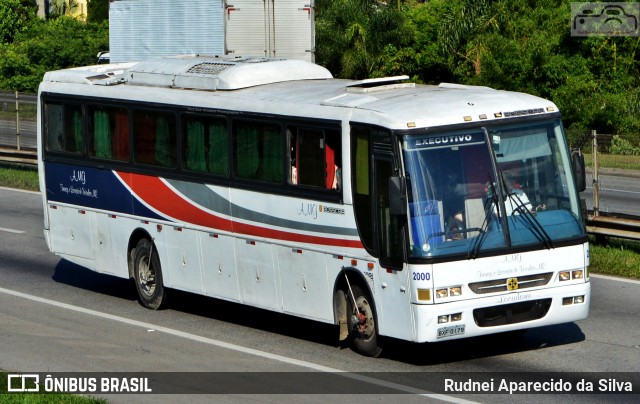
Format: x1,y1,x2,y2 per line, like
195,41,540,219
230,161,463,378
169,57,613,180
583,153,640,171
0,164,39,191
589,237,640,279
0,373,106,403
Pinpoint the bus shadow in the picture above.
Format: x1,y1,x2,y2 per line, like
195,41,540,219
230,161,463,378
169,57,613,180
51,259,138,302
382,323,586,366
51,259,586,366
51,259,339,348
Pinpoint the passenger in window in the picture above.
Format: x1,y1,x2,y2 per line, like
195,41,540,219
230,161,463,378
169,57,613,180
504,172,532,213
331,163,341,190
446,210,465,241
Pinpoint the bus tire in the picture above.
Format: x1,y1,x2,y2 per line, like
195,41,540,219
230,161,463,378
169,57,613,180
346,284,384,357
133,238,166,310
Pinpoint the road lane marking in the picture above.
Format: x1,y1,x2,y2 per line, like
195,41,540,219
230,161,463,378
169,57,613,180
0,285,477,403
0,226,25,234
585,186,640,195
591,273,640,285
0,186,40,195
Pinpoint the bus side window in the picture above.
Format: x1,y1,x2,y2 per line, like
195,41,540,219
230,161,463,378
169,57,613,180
89,105,129,161
288,127,341,190
133,109,176,168
233,120,283,183
45,102,83,154
183,115,228,175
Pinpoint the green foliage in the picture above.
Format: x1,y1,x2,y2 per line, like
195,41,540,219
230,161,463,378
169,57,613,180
0,17,108,92
0,0,639,145
609,135,640,156
87,0,110,23
316,0,409,79
0,0,37,44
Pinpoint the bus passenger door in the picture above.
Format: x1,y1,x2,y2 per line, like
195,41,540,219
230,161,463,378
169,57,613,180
373,154,413,340
374,157,404,270
351,125,412,340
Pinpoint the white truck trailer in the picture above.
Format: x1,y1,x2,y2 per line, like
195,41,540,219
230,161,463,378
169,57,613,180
109,0,315,63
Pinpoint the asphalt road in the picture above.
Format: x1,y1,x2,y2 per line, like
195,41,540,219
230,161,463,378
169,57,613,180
0,187,639,403
584,172,640,217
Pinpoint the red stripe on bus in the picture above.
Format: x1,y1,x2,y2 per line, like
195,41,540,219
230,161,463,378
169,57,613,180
116,172,363,249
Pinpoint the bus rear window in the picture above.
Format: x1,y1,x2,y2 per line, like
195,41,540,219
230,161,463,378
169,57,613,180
45,102,83,154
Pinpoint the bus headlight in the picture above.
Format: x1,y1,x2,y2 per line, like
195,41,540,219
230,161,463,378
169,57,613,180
560,270,584,281
438,315,449,324
436,286,462,299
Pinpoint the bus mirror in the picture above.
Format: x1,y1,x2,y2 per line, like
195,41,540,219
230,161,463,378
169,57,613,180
389,176,407,216
571,149,586,192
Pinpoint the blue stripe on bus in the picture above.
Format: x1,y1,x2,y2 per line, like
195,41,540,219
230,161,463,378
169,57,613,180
44,161,165,221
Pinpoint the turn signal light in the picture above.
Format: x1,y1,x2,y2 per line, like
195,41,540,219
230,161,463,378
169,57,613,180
417,289,431,301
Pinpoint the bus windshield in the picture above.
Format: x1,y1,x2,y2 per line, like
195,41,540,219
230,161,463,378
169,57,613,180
402,118,584,259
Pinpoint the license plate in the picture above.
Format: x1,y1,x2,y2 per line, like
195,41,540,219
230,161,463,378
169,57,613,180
437,324,465,339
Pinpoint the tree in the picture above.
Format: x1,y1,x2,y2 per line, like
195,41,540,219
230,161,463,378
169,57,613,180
316,0,409,79
437,0,498,77
50,0,83,19
0,16,109,92
87,0,109,23
0,0,38,44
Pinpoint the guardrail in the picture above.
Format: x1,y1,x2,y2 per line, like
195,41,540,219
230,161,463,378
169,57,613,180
0,147,37,166
586,213,640,241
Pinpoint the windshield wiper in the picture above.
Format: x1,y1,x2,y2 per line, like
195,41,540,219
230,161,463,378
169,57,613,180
468,175,498,259
500,172,555,249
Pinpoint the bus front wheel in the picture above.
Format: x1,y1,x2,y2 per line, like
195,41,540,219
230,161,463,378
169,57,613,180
133,238,166,310
346,284,383,357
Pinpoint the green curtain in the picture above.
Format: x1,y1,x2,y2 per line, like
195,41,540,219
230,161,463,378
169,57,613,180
236,125,259,178
186,120,206,171
262,126,282,182
155,116,173,167
94,110,112,159
208,121,228,175
73,110,83,153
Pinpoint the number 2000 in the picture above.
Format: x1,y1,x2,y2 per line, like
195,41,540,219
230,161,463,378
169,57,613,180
412,272,431,281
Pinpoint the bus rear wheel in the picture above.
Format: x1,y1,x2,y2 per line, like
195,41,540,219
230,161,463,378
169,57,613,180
133,238,166,310
346,284,383,357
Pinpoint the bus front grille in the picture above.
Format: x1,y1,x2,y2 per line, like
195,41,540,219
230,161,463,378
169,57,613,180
473,299,552,327
468,272,553,294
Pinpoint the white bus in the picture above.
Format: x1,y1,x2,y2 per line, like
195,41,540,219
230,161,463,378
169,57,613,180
38,55,590,357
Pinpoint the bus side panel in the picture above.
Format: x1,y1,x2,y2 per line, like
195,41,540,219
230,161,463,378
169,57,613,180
48,204,95,262
279,246,332,322
236,238,280,310
93,213,117,275
375,266,416,341
162,227,205,294
201,232,241,302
